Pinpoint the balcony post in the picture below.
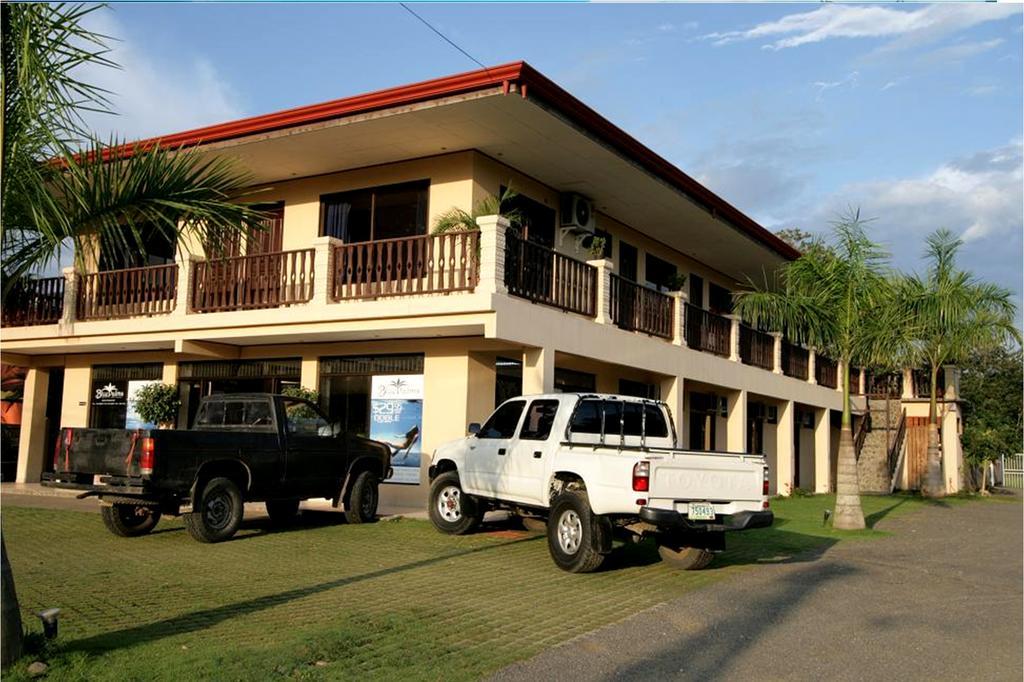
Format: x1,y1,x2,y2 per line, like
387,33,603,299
943,365,960,401
858,367,867,395
807,347,817,385
901,367,914,399
586,257,614,325
770,332,783,374
670,292,688,347
476,215,509,296
312,236,342,303
726,314,741,362
58,266,78,335
175,255,203,315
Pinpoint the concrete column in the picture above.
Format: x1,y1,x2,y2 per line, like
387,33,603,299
522,347,555,395
726,389,748,453
312,236,342,304
16,367,50,483
814,407,832,493
942,407,962,494
901,368,914,399
60,360,91,428
943,365,960,401
775,400,795,496
586,257,614,325
726,314,741,362
300,356,320,392
771,332,784,375
807,348,817,385
476,215,509,296
858,367,867,395
58,266,78,336
175,255,204,315
659,376,685,447
670,292,688,347
162,361,179,385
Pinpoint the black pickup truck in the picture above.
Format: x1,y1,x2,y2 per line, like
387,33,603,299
42,393,392,543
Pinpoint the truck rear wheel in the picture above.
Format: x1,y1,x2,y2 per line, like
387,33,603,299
344,471,379,524
547,491,608,573
428,471,482,535
100,504,160,537
186,477,243,543
265,498,300,524
657,543,715,570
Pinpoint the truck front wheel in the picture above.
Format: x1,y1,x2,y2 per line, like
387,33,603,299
344,471,380,524
428,472,482,535
100,504,161,537
657,543,715,570
547,491,608,573
186,477,243,543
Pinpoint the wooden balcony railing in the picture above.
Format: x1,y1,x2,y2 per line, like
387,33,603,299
739,324,774,370
192,249,314,312
781,341,809,380
77,264,178,320
815,355,838,389
332,232,478,300
912,368,945,399
1,277,64,327
609,275,673,339
504,232,596,317
684,303,730,357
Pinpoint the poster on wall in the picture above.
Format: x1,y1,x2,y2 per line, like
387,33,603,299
126,379,160,430
370,375,423,485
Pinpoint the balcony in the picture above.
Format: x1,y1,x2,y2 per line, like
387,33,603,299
1,276,64,327
192,249,315,312
609,275,673,339
781,341,809,380
685,304,731,357
504,232,596,317
77,264,178,320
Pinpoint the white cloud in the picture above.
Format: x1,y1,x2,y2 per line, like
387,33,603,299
77,10,245,141
918,38,1005,65
966,84,999,97
812,71,859,100
703,4,1021,51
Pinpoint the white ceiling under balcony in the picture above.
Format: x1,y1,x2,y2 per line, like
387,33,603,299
197,87,788,283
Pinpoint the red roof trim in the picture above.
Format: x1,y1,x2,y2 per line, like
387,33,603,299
115,60,798,261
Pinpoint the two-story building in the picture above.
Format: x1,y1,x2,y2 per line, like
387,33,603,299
4,62,959,506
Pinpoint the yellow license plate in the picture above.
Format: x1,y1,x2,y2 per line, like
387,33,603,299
688,502,715,520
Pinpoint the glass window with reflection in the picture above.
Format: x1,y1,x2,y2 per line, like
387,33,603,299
519,400,559,441
320,180,429,243
478,400,526,439
282,398,331,437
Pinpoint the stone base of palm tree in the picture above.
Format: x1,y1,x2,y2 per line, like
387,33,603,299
921,426,945,498
834,428,866,530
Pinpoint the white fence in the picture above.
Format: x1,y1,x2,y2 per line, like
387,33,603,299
1000,454,1024,489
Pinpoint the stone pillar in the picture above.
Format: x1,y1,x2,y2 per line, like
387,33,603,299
300,356,320,392
943,365,960,401
175,255,204,315
586,257,614,325
942,408,962,494
726,389,748,453
774,400,795,496
58,266,78,336
814,407,832,493
312,236,342,304
858,367,867,395
726,314,741,362
476,215,509,296
522,347,555,395
670,292,688,347
16,367,50,483
660,376,686,447
901,368,914,399
807,348,817,385
771,332,784,375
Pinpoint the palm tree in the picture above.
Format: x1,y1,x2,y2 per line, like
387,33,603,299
898,230,1019,498
734,214,903,530
432,186,522,234
1,3,264,298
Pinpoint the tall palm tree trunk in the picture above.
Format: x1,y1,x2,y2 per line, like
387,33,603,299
1,534,24,668
922,366,945,498
834,364,866,529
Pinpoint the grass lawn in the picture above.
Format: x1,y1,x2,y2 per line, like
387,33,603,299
2,493,969,681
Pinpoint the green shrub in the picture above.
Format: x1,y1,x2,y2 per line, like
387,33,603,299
132,383,180,427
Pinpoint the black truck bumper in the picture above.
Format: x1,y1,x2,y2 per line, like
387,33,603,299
639,506,774,533
41,472,152,500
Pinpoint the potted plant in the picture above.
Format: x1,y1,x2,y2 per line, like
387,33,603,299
132,383,181,429
666,273,688,292
587,236,607,260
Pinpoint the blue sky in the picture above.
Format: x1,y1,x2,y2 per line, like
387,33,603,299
82,3,1023,310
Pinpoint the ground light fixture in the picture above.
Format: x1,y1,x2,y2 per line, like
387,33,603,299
38,607,60,639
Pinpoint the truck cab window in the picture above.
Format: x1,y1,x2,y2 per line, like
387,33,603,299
569,400,602,434
195,401,225,427
519,400,559,440
478,400,525,439
283,398,330,437
644,405,669,438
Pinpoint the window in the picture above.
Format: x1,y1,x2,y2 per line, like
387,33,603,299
644,405,669,438
283,398,330,436
709,283,733,314
519,400,559,440
99,223,176,271
502,187,555,246
569,399,602,434
690,274,705,309
619,379,659,400
478,400,526,439
495,357,523,408
194,399,277,429
554,368,596,393
619,241,638,282
645,253,678,292
569,399,668,438
321,180,429,243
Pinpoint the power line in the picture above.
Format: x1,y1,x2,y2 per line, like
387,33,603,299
399,3,489,73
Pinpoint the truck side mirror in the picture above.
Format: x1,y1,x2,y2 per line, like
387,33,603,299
467,422,481,436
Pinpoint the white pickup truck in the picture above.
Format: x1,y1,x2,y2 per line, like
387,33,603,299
427,393,772,573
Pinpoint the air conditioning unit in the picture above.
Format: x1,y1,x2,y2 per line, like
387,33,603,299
559,193,595,233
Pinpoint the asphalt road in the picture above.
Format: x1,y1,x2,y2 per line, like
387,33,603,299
491,496,1024,682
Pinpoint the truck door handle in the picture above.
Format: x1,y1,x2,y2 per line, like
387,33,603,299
533,451,542,459
498,448,507,455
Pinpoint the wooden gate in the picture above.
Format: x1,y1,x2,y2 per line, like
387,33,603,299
904,417,930,489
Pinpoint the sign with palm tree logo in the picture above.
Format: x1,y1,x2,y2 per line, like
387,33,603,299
370,375,424,485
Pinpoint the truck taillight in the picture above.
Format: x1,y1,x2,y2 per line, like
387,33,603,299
632,461,650,492
140,438,155,476
763,466,770,497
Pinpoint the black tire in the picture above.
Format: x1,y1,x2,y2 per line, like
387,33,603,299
100,504,161,537
428,471,482,535
265,498,300,525
546,491,608,573
344,470,380,524
185,477,243,543
657,543,715,570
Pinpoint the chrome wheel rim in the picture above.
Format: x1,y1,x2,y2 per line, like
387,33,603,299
437,485,462,522
557,509,583,555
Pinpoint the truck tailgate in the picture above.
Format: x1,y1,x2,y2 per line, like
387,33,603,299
57,428,150,477
648,452,764,503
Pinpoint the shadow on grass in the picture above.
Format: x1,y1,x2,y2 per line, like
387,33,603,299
865,497,911,529
65,533,543,656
